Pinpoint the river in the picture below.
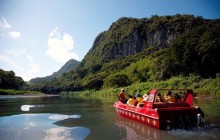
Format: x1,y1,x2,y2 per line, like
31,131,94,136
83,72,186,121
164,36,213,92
0,95,220,140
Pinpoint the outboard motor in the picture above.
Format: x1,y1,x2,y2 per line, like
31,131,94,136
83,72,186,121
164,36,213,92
196,113,205,126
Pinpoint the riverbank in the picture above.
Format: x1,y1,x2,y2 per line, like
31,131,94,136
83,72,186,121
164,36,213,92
0,89,43,95
0,94,59,99
60,76,220,98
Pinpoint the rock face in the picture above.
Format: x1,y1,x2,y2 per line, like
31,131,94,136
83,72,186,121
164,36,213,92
82,15,206,68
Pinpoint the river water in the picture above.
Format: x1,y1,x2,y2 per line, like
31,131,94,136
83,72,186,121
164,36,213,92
0,95,220,140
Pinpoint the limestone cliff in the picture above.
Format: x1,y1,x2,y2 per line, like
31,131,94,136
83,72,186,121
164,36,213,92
82,15,206,68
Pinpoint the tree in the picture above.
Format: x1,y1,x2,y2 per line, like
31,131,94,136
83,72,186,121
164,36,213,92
104,74,131,88
0,69,25,89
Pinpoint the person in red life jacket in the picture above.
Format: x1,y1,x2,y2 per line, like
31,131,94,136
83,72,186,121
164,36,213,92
135,93,143,103
133,96,138,106
118,89,127,103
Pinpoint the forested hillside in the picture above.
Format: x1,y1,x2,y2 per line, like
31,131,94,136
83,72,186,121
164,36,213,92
29,59,80,84
0,69,25,89
28,14,220,94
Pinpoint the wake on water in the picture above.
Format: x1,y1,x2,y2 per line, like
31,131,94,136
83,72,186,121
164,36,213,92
168,124,220,140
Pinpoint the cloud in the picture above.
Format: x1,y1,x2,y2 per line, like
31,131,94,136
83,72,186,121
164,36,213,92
27,55,34,61
46,27,80,63
8,31,21,39
0,55,24,71
25,55,41,80
26,63,40,79
48,26,60,37
6,48,26,56
0,17,21,39
0,17,11,28
1,48,41,81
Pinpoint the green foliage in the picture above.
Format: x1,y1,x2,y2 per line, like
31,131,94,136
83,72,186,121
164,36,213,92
153,21,220,79
0,69,25,90
103,73,131,88
61,76,220,97
81,72,107,90
0,89,42,95
119,56,154,83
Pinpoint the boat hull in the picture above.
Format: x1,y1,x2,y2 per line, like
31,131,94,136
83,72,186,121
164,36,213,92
114,101,204,129
115,107,160,128
114,101,160,128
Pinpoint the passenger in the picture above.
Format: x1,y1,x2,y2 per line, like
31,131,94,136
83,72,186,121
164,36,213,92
174,93,182,102
127,95,138,106
164,91,175,102
135,93,143,103
127,95,134,105
133,97,138,106
155,93,165,102
118,89,127,103
142,92,150,102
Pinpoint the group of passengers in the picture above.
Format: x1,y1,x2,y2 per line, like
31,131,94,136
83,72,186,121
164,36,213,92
155,91,182,103
118,89,145,106
126,93,144,106
118,89,182,106
118,89,149,106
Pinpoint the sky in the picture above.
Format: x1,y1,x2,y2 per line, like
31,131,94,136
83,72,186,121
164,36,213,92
0,0,220,81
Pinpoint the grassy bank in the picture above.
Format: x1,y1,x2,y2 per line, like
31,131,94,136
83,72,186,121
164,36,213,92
0,89,43,95
61,76,220,98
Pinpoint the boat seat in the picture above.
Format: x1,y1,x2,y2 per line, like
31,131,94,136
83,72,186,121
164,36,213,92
153,102,190,108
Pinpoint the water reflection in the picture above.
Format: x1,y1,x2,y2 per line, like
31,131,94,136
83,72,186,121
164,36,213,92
49,114,81,120
21,105,36,111
0,114,90,140
1,95,220,139
115,115,161,140
20,105,45,112
44,126,90,140
115,114,220,140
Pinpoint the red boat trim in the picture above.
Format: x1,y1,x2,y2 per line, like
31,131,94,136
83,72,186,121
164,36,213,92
115,106,159,120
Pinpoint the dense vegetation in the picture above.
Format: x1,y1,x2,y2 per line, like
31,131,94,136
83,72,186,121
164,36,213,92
28,14,220,95
0,69,25,90
61,76,220,97
0,89,42,95
0,69,42,95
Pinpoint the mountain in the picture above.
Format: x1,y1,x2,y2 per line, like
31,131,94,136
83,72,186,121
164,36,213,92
82,15,205,68
28,14,220,93
52,59,80,78
29,59,80,84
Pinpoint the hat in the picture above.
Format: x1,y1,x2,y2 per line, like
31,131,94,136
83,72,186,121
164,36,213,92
143,93,148,98
136,93,140,97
